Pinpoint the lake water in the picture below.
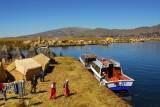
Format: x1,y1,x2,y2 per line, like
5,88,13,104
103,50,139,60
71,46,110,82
15,41,160,107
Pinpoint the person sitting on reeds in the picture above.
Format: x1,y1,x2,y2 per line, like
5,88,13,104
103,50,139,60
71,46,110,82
49,82,56,99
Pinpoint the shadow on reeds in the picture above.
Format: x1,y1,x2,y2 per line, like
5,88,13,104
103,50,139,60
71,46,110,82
7,97,31,100
56,95,64,99
50,59,58,64
55,93,77,99
29,102,43,106
44,80,51,82
69,92,77,97
45,66,55,74
0,103,5,106
37,91,47,94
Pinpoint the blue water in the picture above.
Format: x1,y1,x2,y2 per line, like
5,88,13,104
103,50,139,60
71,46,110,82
13,41,160,106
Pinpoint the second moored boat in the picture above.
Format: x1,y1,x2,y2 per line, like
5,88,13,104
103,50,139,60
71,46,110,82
79,53,97,69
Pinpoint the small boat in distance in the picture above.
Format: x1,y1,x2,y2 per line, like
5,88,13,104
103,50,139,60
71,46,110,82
79,53,97,69
140,40,145,42
90,58,134,90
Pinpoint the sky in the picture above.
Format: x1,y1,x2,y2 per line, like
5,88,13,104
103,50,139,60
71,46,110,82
0,0,160,38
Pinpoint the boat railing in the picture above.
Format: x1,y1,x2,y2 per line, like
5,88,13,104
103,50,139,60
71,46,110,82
95,57,121,68
97,56,111,59
98,56,120,63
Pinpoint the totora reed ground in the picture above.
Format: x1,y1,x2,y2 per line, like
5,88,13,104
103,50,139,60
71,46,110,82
0,56,131,107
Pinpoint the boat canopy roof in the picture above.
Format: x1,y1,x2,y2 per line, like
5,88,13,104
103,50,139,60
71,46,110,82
81,54,97,59
93,58,120,68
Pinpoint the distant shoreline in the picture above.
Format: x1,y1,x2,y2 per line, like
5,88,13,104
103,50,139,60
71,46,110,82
0,38,160,51
0,37,160,41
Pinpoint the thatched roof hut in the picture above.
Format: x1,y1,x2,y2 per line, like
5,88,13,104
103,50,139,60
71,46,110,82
33,53,50,71
6,62,16,72
15,58,42,80
42,46,54,59
0,44,12,62
26,45,38,58
14,47,25,60
0,62,7,82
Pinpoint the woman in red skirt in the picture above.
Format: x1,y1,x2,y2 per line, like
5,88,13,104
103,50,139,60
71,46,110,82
64,80,70,97
49,82,56,99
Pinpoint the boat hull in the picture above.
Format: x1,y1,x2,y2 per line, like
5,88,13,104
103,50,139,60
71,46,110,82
91,66,134,91
105,81,134,90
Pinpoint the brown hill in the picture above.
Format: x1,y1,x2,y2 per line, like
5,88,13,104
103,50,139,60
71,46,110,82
18,27,91,38
18,24,160,38
77,24,160,38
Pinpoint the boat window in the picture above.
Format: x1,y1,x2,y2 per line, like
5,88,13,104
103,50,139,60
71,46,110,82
114,67,122,75
90,58,96,62
86,58,96,62
85,58,89,65
101,68,107,76
92,62,100,73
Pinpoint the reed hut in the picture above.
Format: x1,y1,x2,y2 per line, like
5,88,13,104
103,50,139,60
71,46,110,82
0,44,12,62
15,58,42,80
6,62,22,81
14,47,25,60
42,46,54,59
6,62,16,72
0,62,7,82
33,54,50,72
26,45,38,58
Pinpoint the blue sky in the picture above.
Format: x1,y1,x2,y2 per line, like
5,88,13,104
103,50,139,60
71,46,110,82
0,0,160,37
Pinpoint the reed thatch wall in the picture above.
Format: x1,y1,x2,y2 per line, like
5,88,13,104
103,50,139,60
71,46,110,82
0,44,12,62
26,45,38,58
14,47,25,60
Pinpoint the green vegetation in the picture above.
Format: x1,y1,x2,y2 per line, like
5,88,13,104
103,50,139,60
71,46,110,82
0,40,30,50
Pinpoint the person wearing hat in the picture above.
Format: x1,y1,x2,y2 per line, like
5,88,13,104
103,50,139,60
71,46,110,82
30,75,38,94
49,82,56,99
63,80,70,97
100,72,106,85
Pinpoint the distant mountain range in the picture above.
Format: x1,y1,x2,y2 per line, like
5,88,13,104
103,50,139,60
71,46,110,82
18,24,160,38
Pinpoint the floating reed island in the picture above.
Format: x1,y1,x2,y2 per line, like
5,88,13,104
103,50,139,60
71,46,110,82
0,43,131,106
0,56,131,107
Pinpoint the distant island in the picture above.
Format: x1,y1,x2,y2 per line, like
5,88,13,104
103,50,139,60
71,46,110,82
9,24,160,38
